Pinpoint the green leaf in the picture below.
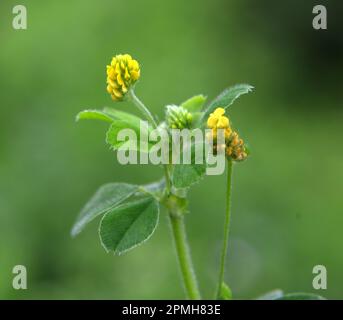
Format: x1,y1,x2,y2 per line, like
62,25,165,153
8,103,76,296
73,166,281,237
173,163,206,189
102,107,144,124
71,183,138,237
76,108,145,125
105,108,154,152
219,282,232,300
106,120,137,151
76,109,115,123
172,141,206,189
203,84,253,120
99,196,160,254
190,112,204,129
276,293,326,300
106,120,153,152
140,179,166,198
181,94,207,113
257,290,284,300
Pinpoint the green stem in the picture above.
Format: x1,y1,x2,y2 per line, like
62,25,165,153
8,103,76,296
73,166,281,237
129,89,158,128
129,89,200,299
169,213,201,300
128,89,171,191
215,158,233,299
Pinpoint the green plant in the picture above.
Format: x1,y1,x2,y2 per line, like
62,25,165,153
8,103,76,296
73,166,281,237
71,54,325,300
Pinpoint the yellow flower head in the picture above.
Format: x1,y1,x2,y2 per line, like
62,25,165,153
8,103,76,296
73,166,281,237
207,107,232,141
106,54,140,101
207,108,230,129
206,108,249,162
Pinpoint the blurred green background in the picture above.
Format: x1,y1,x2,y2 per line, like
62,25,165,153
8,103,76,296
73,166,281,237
0,0,342,299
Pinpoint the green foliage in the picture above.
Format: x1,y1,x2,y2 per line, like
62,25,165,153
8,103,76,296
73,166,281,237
172,142,206,189
256,289,284,300
73,82,320,301
257,290,326,300
76,109,115,123
276,293,326,300
202,84,253,120
190,112,203,128
106,120,143,151
106,120,153,152
218,282,232,300
76,108,149,126
140,179,166,197
99,196,160,254
102,107,145,124
180,94,207,113
71,183,138,237
77,108,154,151
172,163,206,189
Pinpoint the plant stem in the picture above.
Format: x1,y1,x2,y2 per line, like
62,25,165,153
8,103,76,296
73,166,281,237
128,89,171,191
129,89,158,128
215,158,233,299
169,213,201,300
129,89,200,299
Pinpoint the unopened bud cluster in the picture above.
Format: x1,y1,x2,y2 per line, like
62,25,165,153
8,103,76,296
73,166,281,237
166,105,193,129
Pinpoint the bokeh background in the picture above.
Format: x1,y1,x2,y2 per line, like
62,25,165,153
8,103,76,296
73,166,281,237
0,0,342,299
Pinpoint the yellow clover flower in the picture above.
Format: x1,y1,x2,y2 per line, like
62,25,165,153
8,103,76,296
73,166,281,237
207,107,230,129
106,54,140,101
206,107,248,162
207,107,232,140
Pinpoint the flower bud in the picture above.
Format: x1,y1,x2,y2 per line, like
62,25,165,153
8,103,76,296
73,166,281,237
165,105,193,129
227,131,248,162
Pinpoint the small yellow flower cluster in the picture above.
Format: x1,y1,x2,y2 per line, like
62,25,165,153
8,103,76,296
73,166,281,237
207,107,248,161
106,54,140,101
207,108,232,139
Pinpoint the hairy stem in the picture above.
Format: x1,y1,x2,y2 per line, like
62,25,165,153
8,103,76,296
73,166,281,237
169,213,201,300
215,159,233,298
